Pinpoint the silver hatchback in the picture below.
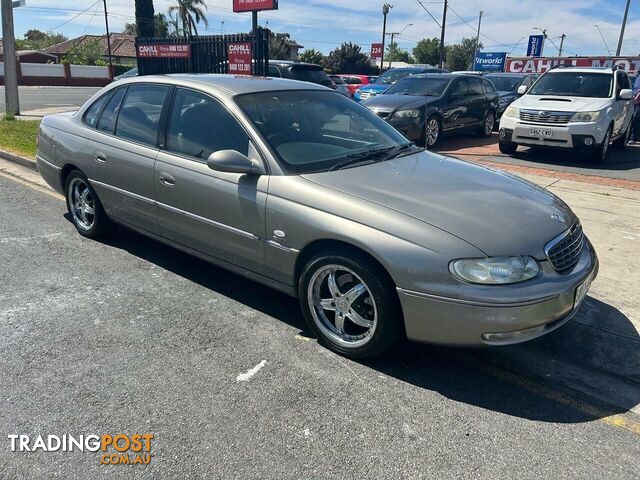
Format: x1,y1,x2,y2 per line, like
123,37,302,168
36,74,598,358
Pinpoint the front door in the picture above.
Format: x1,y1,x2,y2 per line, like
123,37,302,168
154,88,268,273
442,78,471,131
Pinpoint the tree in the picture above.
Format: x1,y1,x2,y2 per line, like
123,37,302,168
413,38,440,66
63,39,104,66
445,37,482,71
268,32,291,60
169,0,209,36
323,42,370,73
124,13,169,37
135,0,155,38
299,49,324,65
15,30,67,50
385,42,413,64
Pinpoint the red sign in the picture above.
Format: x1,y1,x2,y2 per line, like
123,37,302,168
506,56,640,74
370,43,383,59
136,44,191,59
228,42,253,75
233,0,278,12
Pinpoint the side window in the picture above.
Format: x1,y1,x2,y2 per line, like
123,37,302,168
617,71,631,91
83,92,110,128
268,65,281,78
451,79,469,97
115,84,170,146
350,77,362,85
481,78,495,93
468,77,484,95
166,88,249,160
97,88,126,133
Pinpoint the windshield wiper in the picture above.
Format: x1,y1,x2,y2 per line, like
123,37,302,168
328,146,395,171
379,143,422,162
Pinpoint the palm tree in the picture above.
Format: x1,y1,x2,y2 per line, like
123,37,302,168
168,0,209,37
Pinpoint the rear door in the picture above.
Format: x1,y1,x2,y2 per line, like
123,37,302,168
467,76,489,126
82,83,170,233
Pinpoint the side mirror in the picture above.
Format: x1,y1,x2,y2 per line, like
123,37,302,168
517,85,528,95
207,150,265,175
619,89,632,100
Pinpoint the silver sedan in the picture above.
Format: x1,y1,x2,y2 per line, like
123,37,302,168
36,74,598,358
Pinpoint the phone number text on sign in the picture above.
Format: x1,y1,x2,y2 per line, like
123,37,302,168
137,44,191,58
228,42,252,75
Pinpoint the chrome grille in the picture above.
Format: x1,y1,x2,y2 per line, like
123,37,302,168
545,222,584,272
520,110,574,125
359,91,372,100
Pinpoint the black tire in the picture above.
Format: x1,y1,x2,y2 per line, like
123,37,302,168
298,247,403,358
612,123,631,150
65,170,110,238
423,115,441,149
591,127,612,163
478,110,496,137
499,141,518,154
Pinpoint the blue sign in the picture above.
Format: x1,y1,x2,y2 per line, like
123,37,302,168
527,35,545,57
474,52,507,72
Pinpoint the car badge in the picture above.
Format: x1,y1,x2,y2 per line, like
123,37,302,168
540,111,549,117
550,214,565,224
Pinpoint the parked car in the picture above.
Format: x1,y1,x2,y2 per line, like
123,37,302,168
354,67,447,102
36,75,597,358
368,76,378,83
362,73,499,147
268,60,334,90
337,74,372,96
329,75,352,97
451,71,484,76
499,66,634,162
484,72,539,121
113,66,138,82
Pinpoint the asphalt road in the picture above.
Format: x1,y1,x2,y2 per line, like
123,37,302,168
0,169,639,479
0,86,101,115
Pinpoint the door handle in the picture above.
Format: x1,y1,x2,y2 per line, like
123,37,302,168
159,174,175,186
94,151,107,163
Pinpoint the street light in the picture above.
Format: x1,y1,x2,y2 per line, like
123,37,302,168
386,23,413,68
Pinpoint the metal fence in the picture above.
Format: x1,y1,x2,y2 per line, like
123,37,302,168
135,29,269,77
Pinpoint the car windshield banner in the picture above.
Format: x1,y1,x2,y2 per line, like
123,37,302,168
474,52,507,72
233,0,278,12
526,35,545,57
370,43,383,59
228,42,252,75
506,56,640,74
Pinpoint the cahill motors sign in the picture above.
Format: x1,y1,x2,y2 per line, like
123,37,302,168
506,57,640,74
136,43,190,59
233,0,278,12
474,52,507,72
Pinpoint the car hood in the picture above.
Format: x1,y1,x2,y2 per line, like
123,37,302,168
515,94,611,112
301,151,575,258
362,94,437,111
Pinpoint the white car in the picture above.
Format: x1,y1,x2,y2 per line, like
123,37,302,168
498,66,634,162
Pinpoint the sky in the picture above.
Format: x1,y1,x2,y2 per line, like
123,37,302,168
3,0,640,57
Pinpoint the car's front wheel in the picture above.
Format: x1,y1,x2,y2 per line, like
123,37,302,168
612,123,631,150
298,248,402,358
591,127,612,162
65,170,109,238
424,115,441,149
499,141,518,154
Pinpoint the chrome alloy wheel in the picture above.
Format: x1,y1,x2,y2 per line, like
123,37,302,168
485,112,495,135
601,129,611,161
307,265,378,348
68,177,96,231
425,118,439,148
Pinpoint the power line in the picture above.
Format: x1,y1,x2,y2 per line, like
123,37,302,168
415,0,441,28
447,3,520,48
47,1,101,32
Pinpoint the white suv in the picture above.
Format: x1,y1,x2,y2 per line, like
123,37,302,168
498,67,634,162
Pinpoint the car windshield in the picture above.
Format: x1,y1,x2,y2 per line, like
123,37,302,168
528,72,613,98
375,69,417,84
235,90,412,174
385,77,450,96
486,75,524,92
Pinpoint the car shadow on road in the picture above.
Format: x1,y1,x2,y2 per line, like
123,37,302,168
98,223,640,426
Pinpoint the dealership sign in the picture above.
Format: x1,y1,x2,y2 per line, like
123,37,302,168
370,43,383,59
136,44,191,58
233,0,278,12
506,57,640,74
228,42,252,74
526,35,545,57
474,52,507,72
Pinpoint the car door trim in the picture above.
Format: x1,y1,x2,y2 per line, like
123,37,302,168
266,240,300,254
37,155,61,171
89,178,155,205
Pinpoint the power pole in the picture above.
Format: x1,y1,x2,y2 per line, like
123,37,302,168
472,10,483,71
1,0,20,116
380,3,392,73
558,33,566,56
103,0,114,78
438,0,448,69
616,0,631,56
388,32,396,69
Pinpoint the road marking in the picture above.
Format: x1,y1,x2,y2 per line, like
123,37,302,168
236,360,267,382
0,169,63,201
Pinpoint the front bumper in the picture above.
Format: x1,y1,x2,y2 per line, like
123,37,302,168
498,115,609,149
397,241,599,347
387,117,423,142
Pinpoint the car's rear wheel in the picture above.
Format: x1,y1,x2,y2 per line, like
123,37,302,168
424,115,440,149
478,111,495,137
499,141,518,154
298,249,402,358
65,170,109,238
591,127,611,163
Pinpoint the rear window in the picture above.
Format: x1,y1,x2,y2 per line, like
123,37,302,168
83,92,110,128
290,66,331,86
385,77,451,96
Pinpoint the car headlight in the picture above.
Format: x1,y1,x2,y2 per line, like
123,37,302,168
450,256,539,285
503,106,520,118
393,109,421,119
570,111,601,123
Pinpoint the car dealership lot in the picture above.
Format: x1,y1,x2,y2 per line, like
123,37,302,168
0,159,639,478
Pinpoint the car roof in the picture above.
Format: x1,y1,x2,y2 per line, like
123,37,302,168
545,67,613,74
410,73,463,80
116,74,328,96
268,60,321,68
485,72,532,76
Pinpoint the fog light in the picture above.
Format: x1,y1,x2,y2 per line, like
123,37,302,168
500,130,507,139
584,137,593,146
